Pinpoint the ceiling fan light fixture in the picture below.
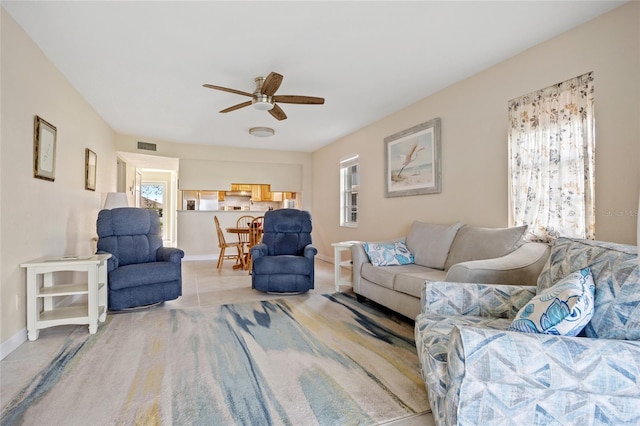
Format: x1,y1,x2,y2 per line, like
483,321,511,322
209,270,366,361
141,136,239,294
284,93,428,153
253,94,274,111
249,127,275,137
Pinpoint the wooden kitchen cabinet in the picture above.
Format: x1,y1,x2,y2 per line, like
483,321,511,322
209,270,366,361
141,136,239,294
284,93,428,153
251,185,260,200
248,184,273,201
232,184,253,191
261,185,272,201
218,191,226,201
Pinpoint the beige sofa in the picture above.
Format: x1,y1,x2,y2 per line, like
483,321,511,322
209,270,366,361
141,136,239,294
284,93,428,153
351,221,550,319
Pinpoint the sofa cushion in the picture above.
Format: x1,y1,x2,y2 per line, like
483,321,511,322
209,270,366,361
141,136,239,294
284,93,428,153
108,261,181,290
406,221,463,270
537,237,640,340
363,240,414,266
394,270,447,298
361,263,433,291
444,225,528,271
508,267,595,336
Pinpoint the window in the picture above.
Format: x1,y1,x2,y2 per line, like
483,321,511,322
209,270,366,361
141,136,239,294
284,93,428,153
508,72,595,242
340,154,359,227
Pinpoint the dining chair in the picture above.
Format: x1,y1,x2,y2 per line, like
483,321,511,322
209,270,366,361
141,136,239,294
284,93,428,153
214,216,245,271
247,216,264,272
236,215,255,252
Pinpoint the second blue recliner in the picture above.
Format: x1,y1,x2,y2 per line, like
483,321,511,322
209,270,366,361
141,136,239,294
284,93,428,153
250,209,317,293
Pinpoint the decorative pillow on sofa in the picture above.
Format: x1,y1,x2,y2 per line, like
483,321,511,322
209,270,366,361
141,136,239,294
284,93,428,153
363,241,415,266
508,267,595,336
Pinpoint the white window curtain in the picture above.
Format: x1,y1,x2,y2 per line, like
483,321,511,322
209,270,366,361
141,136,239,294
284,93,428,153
508,72,595,242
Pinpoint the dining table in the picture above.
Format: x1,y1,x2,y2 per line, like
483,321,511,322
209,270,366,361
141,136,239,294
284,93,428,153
225,226,263,270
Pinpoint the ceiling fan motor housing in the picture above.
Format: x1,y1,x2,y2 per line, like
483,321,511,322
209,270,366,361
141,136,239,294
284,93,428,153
253,93,274,110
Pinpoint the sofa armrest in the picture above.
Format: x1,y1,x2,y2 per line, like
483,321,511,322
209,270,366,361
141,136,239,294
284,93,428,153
422,281,536,318
351,238,404,293
157,247,185,264
445,242,550,286
447,326,640,425
351,243,369,293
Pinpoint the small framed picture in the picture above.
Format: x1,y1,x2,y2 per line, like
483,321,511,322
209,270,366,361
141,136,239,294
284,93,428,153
85,148,97,191
34,116,57,181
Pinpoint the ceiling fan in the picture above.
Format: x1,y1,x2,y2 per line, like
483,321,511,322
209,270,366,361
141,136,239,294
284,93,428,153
203,72,324,121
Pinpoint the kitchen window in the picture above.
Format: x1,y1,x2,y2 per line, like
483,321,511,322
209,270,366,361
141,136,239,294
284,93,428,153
340,154,359,227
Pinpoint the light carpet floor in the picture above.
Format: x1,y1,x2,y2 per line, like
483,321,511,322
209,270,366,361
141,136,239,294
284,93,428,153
1,292,429,425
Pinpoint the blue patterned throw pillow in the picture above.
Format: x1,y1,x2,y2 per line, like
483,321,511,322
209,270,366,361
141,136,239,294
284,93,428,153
363,241,415,266
508,267,595,336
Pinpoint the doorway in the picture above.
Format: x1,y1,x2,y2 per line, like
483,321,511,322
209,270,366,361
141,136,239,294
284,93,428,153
141,181,167,240
117,152,179,246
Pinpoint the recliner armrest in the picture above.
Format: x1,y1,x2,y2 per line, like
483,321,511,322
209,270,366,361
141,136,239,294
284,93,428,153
250,243,268,259
97,250,118,272
304,244,318,260
157,247,185,264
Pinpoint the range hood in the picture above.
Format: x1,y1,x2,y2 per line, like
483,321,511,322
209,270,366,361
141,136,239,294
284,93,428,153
226,190,252,197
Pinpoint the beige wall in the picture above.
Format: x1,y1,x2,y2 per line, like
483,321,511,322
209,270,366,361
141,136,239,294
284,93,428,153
0,10,118,349
312,2,640,258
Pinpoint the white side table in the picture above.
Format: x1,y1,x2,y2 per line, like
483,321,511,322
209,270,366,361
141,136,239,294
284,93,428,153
20,254,111,341
331,241,362,292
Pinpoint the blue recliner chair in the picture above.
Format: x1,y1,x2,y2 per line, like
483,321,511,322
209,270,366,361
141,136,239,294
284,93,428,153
96,207,184,310
250,209,317,293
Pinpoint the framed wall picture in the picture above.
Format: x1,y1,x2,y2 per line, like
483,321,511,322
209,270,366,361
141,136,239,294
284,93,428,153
33,116,57,181
85,148,97,191
384,117,441,197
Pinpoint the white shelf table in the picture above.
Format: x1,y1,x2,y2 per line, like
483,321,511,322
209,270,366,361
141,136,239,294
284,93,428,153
331,241,362,292
20,254,111,341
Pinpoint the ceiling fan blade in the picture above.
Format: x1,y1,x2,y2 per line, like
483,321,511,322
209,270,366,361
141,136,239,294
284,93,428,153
261,72,284,96
273,95,325,105
269,104,287,121
203,84,252,98
220,101,252,113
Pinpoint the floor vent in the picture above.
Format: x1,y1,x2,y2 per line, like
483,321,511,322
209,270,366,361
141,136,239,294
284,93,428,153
137,141,157,151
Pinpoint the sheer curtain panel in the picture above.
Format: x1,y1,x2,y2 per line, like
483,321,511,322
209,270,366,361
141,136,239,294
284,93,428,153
508,72,595,242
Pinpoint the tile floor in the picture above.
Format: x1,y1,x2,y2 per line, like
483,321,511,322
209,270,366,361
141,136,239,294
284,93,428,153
1,258,433,425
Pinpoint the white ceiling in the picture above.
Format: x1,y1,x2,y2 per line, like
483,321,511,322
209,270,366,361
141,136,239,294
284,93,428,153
3,1,625,154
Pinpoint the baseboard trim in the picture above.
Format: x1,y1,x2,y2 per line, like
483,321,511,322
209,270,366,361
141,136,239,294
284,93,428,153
183,254,335,264
183,254,216,262
1,328,27,360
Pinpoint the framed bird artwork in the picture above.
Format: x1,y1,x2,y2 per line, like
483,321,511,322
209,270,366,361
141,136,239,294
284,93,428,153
384,117,441,197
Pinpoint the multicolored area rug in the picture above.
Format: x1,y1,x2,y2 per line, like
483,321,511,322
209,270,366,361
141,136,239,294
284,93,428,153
2,293,429,425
